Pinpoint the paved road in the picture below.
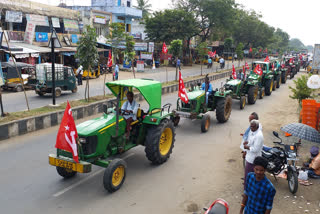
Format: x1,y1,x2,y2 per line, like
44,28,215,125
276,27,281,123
0,74,302,214
1,60,249,113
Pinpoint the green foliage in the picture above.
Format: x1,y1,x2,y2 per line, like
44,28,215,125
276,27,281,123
123,34,136,62
145,9,198,43
76,26,98,71
196,42,208,61
108,23,125,60
289,75,314,104
235,42,244,60
289,38,306,51
169,39,183,57
224,38,233,51
134,0,152,18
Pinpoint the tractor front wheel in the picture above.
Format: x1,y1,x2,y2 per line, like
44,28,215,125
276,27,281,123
201,114,210,132
276,75,281,88
259,88,265,99
216,96,232,123
265,79,273,96
240,96,246,109
272,80,277,91
145,119,175,164
56,166,77,178
248,86,258,104
281,71,287,83
103,158,127,193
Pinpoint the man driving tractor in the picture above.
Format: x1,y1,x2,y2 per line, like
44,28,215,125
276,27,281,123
121,91,139,139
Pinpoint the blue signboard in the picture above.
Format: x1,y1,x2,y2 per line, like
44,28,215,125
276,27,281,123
123,60,132,68
71,34,78,43
35,32,48,42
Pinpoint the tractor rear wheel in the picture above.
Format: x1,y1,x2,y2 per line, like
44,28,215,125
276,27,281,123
281,71,287,83
272,79,277,91
276,75,281,88
248,86,258,104
56,166,77,178
240,96,246,109
145,119,175,164
201,114,210,132
259,88,265,99
265,79,273,96
216,96,232,123
103,158,127,193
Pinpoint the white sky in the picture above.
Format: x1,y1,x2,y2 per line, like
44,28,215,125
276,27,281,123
30,0,318,46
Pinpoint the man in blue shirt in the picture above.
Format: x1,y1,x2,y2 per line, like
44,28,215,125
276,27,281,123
177,58,181,70
201,75,213,104
240,156,276,214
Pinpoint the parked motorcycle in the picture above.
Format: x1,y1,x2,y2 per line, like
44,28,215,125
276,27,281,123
203,198,229,214
262,131,301,194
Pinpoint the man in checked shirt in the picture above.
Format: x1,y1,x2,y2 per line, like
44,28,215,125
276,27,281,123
240,156,276,214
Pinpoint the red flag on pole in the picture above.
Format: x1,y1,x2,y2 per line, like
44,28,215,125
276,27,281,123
245,61,250,70
212,50,216,57
55,101,79,163
162,42,168,54
178,71,188,104
254,64,263,76
249,47,252,53
264,56,270,62
289,58,293,63
272,63,274,70
107,51,112,68
232,65,237,79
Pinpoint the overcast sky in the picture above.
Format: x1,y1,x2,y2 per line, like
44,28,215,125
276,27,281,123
30,0,318,46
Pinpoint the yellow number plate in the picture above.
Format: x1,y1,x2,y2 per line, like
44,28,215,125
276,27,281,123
56,159,75,170
49,154,91,173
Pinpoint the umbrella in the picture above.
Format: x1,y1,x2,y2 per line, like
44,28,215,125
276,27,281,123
307,75,320,89
280,123,320,143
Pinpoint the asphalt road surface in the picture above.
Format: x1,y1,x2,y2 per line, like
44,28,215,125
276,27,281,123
1,60,247,113
0,72,308,214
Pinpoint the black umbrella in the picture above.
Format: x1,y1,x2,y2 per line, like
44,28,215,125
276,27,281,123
280,123,320,143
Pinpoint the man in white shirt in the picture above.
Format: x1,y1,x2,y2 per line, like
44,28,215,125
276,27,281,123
243,119,264,188
121,91,139,138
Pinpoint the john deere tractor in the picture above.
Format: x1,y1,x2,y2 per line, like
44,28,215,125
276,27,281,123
49,79,176,193
251,61,275,96
224,74,259,109
173,78,233,133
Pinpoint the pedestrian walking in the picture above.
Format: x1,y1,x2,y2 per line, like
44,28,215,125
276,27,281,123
177,58,181,70
242,119,264,188
114,63,119,80
208,58,212,68
76,65,83,85
219,57,225,69
240,156,276,214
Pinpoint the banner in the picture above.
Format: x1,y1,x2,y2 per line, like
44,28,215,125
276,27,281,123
148,42,154,53
35,32,48,42
140,52,153,60
71,34,78,43
131,32,141,39
8,31,24,42
5,11,22,23
26,14,49,26
63,19,79,32
137,60,144,72
160,53,172,60
0,62,5,86
24,22,36,44
51,17,60,28
94,15,107,24
134,42,147,51
123,60,132,68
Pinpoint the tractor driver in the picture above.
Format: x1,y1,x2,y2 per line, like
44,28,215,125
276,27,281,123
201,75,213,104
121,91,139,139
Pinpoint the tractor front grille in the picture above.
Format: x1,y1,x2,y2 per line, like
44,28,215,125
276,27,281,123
80,136,98,155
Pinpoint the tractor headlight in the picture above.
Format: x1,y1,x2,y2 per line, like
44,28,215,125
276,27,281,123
79,138,87,144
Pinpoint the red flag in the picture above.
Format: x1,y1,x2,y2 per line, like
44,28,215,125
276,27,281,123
289,58,293,63
232,65,237,79
208,51,213,57
162,42,168,54
281,64,285,68
107,51,112,68
249,47,252,53
178,71,188,104
272,63,274,70
264,56,270,62
245,61,250,70
56,101,79,163
254,64,263,76
212,50,216,56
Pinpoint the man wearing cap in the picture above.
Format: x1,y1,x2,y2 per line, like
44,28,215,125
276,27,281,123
243,119,264,188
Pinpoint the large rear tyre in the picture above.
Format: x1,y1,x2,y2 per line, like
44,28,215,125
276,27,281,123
265,79,273,96
201,114,210,133
288,169,298,194
240,96,246,110
276,75,281,88
281,71,287,83
103,158,127,193
259,88,265,99
145,119,175,164
216,96,232,123
247,86,258,104
56,166,77,178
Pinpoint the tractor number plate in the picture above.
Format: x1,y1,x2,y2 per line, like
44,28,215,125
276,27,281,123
49,154,92,173
56,159,74,170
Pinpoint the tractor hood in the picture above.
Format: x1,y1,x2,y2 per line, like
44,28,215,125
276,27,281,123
226,79,241,86
187,90,205,100
77,113,116,136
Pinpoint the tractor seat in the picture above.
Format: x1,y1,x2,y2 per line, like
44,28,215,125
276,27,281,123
130,108,144,126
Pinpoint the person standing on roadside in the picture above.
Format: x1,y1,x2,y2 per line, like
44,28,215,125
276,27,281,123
240,156,276,214
177,58,181,70
242,119,264,188
208,57,212,68
114,63,119,80
76,65,83,85
219,57,225,69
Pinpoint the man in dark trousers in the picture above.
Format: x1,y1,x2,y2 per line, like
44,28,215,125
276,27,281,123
240,156,276,214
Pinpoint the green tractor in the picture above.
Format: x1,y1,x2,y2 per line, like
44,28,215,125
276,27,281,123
49,79,176,193
251,61,275,96
173,78,233,133
224,75,259,109
272,60,288,87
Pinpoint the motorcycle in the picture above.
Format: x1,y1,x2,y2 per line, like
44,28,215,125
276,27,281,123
203,198,229,214
262,131,301,194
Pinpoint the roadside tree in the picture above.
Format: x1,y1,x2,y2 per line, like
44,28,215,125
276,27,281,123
289,75,314,106
134,0,152,18
108,23,125,63
196,42,208,76
169,39,183,80
123,34,136,78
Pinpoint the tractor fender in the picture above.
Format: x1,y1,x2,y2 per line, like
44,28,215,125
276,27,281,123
214,90,232,98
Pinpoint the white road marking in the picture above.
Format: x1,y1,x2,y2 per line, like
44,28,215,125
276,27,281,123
53,152,135,197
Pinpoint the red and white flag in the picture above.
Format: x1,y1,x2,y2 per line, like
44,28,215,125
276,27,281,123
259,48,262,52
245,61,250,70
107,51,112,68
272,63,275,70
178,71,189,104
232,65,237,79
264,56,270,62
254,64,263,76
162,42,168,54
56,101,79,163
212,50,216,57
289,58,293,63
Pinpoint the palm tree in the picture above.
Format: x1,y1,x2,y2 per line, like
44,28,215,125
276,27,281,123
134,0,152,18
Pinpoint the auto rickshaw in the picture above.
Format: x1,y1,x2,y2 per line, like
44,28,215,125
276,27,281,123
1,62,35,92
35,63,77,97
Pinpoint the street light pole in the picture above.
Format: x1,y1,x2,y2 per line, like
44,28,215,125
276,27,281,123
51,29,56,105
